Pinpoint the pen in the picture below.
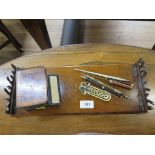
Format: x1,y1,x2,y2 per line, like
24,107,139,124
81,74,130,100
75,68,133,89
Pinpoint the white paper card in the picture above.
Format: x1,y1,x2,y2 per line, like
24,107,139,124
80,100,94,109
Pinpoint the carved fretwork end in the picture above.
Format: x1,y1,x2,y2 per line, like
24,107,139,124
132,58,154,112
4,64,19,114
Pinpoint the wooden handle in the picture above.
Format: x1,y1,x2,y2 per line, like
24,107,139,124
109,80,133,89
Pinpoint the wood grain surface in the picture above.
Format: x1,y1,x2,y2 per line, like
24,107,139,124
0,43,155,134
14,64,144,115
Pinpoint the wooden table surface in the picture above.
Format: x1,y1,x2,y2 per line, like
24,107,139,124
0,43,155,135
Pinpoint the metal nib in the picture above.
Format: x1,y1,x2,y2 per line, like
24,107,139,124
123,95,131,100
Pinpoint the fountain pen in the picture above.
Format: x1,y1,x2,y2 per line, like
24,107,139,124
81,74,130,100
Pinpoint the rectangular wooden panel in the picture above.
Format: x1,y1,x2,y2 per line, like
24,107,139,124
15,63,148,115
16,67,47,108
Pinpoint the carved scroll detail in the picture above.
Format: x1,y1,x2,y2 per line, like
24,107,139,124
4,64,20,114
132,58,154,112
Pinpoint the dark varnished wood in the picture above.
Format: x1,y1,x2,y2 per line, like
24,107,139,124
14,64,143,115
21,19,52,50
0,20,23,52
0,44,155,134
